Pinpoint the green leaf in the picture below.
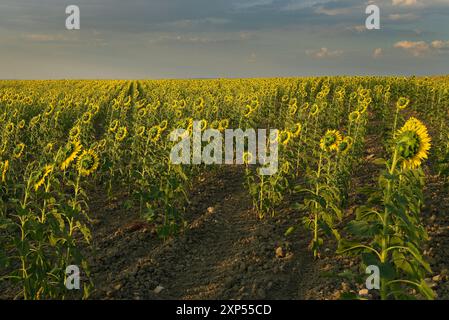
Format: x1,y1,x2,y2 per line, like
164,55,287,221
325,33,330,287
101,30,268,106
418,280,436,300
284,226,296,236
346,220,382,238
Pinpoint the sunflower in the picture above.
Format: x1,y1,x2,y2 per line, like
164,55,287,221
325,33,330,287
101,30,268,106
136,126,146,138
279,130,292,146
18,119,26,129
60,140,82,170
349,111,361,123
243,151,254,165
44,104,54,117
159,120,168,131
199,119,208,132
281,161,292,174
288,104,298,116
338,137,353,155
148,126,162,143
320,130,343,152
396,97,410,110
44,142,54,154
395,117,431,169
137,107,147,118
115,126,128,142
29,115,40,128
109,119,119,132
218,119,229,131
210,120,220,130
69,125,81,141
123,96,131,107
244,104,254,117
90,104,100,115
194,97,205,110
97,139,107,151
81,112,92,124
34,165,54,192
300,102,310,113
13,143,25,159
290,122,302,138
310,104,320,117
5,122,14,135
77,149,100,176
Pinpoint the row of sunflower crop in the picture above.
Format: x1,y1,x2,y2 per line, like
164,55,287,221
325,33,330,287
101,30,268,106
0,76,447,300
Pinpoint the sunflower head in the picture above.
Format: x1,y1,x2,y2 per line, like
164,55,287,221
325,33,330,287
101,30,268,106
148,126,162,143
349,111,361,123
289,122,302,138
159,120,168,131
34,165,54,192
279,130,292,146
395,117,431,169
115,126,128,142
60,140,82,170
320,130,342,153
81,112,92,124
210,120,220,130
338,137,353,155
242,152,254,165
194,97,205,110
199,119,208,131
310,104,320,116
244,104,254,117
13,143,25,159
137,107,147,118
396,97,410,110
18,119,26,130
69,125,81,141
218,119,229,131
109,119,119,132
5,122,14,135
136,126,146,138
288,104,298,116
77,149,100,176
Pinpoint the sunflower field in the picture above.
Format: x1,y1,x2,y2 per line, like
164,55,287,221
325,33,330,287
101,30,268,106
1,76,448,300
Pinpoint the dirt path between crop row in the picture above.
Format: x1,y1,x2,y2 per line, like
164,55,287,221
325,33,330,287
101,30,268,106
87,168,318,300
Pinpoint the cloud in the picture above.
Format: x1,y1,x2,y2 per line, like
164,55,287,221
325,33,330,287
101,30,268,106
388,13,418,21
394,40,430,56
22,33,73,42
346,25,366,33
373,48,383,58
394,39,449,56
392,0,418,6
281,0,332,11
234,0,274,10
431,40,449,49
306,47,343,58
315,6,352,16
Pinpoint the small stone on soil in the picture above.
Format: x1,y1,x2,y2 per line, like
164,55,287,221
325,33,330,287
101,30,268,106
275,247,284,258
154,285,164,294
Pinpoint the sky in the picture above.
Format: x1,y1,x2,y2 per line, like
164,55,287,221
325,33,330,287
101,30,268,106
0,0,448,79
